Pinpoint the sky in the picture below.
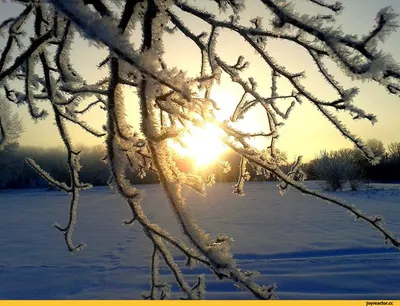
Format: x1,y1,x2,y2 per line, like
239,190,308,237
1,0,400,162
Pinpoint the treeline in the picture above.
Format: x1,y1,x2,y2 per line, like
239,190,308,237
0,144,280,190
302,140,400,191
0,144,107,189
1,140,399,191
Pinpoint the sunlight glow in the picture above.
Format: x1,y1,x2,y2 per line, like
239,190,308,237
211,88,269,151
169,89,271,167
172,123,227,167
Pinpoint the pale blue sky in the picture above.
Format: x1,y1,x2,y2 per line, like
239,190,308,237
1,0,400,161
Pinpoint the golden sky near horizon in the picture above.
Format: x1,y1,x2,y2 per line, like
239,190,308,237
1,0,400,162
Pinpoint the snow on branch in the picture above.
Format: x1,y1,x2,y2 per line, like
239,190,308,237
25,157,72,192
221,136,400,248
308,0,343,13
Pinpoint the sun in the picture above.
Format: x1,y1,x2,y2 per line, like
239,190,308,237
171,123,227,167
168,88,269,168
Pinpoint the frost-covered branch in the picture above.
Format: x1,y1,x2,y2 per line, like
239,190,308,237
25,157,72,192
259,0,400,89
221,136,400,248
308,0,343,13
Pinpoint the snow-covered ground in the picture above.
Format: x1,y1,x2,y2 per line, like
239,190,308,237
1,181,399,299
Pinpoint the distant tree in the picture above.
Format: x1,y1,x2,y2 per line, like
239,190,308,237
78,144,110,185
0,98,23,150
347,164,366,192
388,142,400,159
1,0,400,299
351,139,386,164
313,149,364,191
0,142,20,189
0,99,24,189
365,139,386,161
313,152,344,191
